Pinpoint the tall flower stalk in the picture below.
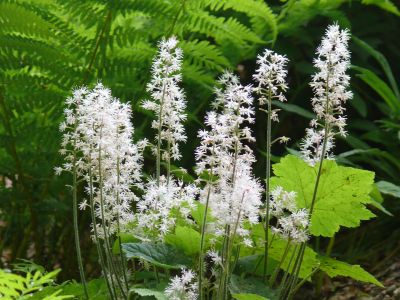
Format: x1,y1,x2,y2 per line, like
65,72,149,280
142,36,186,186
195,73,262,299
137,36,198,242
58,84,144,299
253,49,288,279
285,24,352,299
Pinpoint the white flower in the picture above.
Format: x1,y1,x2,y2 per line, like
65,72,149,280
58,83,144,237
135,176,198,240
165,269,198,300
253,48,288,106
207,250,222,266
270,186,297,217
142,36,187,162
195,72,262,241
270,186,310,244
301,24,352,166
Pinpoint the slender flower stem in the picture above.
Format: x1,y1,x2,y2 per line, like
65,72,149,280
72,147,89,299
286,67,332,299
199,164,214,300
88,152,116,300
278,244,298,299
263,89,272,280
115,148,129,289
269,238,291,287
289,266,320,298
156,84,167,187
97,132,127,299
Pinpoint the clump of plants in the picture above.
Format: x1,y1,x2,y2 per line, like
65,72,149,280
57,24,383,300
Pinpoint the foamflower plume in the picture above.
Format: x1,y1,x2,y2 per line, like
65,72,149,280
136,175,198,240
253,48,289,106
142,36,187,162
270,186,310,244
196,72,262,243
59,83,144,236
301,23,352,166
165,269,199,300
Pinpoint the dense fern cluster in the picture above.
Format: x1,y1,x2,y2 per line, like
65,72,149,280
0,0,399,280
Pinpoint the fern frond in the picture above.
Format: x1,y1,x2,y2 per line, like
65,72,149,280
185,10,263,46
202,0,278,43
180,40,230,71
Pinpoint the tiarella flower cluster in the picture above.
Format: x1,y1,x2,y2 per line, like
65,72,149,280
136,37,198,241
58,83,144,236
195,72,263,245
136,176,198,240
270,186,309,243
165,269,198,300
142,36,187,161
253,48,288,105
301,24,352,166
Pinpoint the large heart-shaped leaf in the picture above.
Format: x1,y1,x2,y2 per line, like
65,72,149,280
270,155,375,237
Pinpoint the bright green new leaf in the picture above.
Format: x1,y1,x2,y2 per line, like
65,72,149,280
319,256,383,287
165,226,202,256
270,155,376,237
122,243,192,269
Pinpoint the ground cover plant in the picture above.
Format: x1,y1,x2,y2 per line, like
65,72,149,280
1,0,400,299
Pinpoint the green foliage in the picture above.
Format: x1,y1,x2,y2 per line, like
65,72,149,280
30,278,109,300
165,226,202,256
0,268,71,300
129,287,168,300
270,155,376,237
376,180,400,199
229,275,275,299
319,256,383,287
232,293,269,300
122,243,192,269
0,0,399,293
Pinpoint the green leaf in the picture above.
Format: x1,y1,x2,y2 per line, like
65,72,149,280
236,254,277,277
361,0,400,16
191,201,214,228
247,224,319,278
165,226,202,256
376,180,400,198
352,37,400,99
273,101,315,119
122,243,192,269
369,184,392,216
352,65,400,114
270,240,319,279
129,288,168,300
319,256,383,287
229,274,276,299
112,233,139,255
270,155,376,237
232,293,269,300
